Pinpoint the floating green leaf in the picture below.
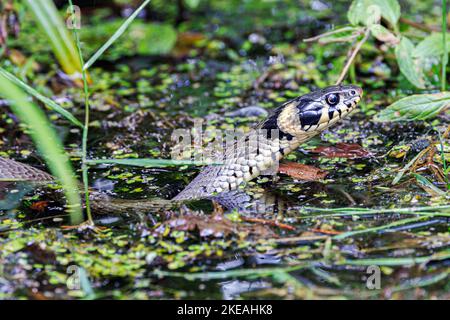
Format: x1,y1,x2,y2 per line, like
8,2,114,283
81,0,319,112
374,92,450,121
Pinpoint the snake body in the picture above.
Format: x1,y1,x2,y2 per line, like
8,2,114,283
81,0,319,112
174,85,362,200
0,85,362,213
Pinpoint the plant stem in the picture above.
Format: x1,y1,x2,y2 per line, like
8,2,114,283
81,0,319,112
68,0,94,225
335,28,370,85
442,0,448,91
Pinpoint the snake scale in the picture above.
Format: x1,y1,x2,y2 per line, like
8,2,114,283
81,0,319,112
0,85,362,214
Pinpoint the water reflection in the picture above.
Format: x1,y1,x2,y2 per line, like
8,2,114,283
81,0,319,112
0,182,38,211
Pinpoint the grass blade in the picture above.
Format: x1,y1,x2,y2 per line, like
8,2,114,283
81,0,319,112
0,73,83,224
392,151,422,185
24,0,89,86
414,173,447,196
341,250,450,266
0,67,83,128
333,216,429,240
83,0,152,70
85,158,219,167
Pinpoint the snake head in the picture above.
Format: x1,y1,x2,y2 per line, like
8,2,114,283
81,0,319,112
273,85,363,137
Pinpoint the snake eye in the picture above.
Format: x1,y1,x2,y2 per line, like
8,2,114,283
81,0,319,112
350,90,357,96
326,93,339,106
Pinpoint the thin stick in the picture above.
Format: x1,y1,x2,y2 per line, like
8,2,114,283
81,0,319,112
240,216,296,231
68,0,94,225
399,17,441,33
335,28,371,85
303,27,361,43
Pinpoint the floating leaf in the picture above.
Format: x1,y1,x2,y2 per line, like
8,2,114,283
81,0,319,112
374,92,450,122
395,36,426,89
278,162,328,181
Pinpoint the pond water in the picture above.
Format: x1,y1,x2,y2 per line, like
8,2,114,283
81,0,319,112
0,0,449,299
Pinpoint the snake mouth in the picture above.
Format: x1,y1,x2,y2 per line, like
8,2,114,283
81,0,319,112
343,96,361,110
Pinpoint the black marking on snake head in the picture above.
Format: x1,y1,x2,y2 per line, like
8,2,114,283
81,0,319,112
328,108,335,121
261,106,294,140
300,110,322,128
297,101,323,129
249,166,254,175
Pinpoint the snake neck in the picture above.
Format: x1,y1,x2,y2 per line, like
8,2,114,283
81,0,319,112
172,128,316,201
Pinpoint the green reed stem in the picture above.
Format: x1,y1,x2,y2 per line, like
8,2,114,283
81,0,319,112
442,0,448,91
68,0,93,224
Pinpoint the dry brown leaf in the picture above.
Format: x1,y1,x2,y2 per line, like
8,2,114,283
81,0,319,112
278,162,328,181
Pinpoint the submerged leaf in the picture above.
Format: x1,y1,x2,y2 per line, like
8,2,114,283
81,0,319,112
374,92,450,122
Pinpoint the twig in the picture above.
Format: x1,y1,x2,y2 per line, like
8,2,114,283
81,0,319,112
335,28,371,85
310,228,342,235
241,216,296,231
399,17,441,33
303,26,361,43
